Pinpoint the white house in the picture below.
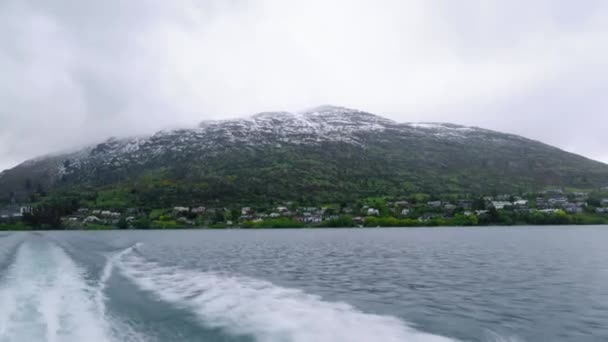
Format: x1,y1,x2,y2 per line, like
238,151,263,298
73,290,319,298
513,200,528,207
564,204,583,214
444,204,457,211
491,201,512,210
191,207,206,214
304,215,322,224
539,209,560,214
367,208,380,216
427,201,442,208
84,216,101,223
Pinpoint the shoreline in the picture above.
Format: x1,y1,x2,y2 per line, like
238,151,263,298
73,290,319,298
2,223,607,232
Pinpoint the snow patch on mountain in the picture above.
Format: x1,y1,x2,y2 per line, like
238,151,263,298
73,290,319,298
5,106,518,179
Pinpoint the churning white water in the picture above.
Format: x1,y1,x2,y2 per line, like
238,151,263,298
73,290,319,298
0,234,531,342
117,245,455,342
0,239,110,342
1,239,454,342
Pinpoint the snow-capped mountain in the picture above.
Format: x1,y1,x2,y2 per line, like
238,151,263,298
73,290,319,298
49,105,523,170
1,106,607,204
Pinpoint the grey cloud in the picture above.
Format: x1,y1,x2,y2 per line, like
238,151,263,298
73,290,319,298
1,0,607,171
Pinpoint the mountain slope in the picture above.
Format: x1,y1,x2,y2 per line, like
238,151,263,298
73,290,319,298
1,106,607,206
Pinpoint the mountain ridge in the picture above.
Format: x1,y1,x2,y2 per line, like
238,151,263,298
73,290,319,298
1,106,607,205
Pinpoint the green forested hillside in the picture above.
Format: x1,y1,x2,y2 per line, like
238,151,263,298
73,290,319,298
1,107,607,210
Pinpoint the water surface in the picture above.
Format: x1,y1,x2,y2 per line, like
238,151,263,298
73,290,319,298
0,227,606,341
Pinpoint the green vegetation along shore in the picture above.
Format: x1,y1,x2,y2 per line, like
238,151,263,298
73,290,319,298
1,186,607,230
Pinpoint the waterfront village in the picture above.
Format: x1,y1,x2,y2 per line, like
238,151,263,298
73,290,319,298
1,188,608,229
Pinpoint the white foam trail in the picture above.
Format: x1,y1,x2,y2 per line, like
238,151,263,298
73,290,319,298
485,331,524,342
0,240,111,342
95,244,147,342
0,234,23,267
117,247,456,342
96,243,142,314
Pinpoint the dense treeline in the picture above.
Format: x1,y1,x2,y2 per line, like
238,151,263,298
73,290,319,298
2,174,608,230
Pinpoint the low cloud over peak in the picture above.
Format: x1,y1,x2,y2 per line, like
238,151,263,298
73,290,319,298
1,0,607,171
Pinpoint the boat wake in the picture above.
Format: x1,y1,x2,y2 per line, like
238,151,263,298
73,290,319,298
0,239,110,342
0,239,473,342
116,244,455,342
96,243,146,342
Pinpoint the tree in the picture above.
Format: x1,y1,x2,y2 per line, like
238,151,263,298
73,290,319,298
133,217,151,229
213,210,225,223
230,208,240,221
587,198,601,207
36,183,47,197
23,204,64,229
117,217,129,229
472,197,486,210
488,207,499,222
324,207,337,216
24,178,33,192
553,210,570,224
323,215,354,227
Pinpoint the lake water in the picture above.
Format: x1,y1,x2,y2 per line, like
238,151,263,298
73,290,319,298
0,227,607,342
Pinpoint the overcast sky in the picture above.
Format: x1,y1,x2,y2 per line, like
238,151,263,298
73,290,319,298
1,0,607,171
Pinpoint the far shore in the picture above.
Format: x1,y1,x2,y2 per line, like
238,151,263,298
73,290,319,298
2,223,607,232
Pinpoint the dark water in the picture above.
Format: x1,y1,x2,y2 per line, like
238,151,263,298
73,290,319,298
0,227,607,341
